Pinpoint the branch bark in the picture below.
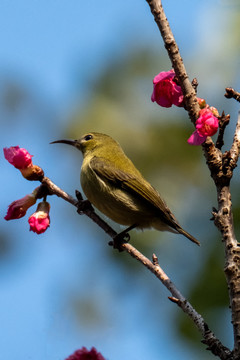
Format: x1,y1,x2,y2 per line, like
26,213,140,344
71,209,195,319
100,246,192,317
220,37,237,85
145,0,199,123
38,176,232,359
39,2,240,359
202,114,240,358
225,88,240,103
212,113,240,358
145,0,240,358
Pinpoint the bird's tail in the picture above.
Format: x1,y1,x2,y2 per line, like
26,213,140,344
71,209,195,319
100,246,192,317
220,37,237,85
177,227,200,246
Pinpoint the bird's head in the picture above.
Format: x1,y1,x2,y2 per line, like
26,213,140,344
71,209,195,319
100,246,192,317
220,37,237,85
51,132,118,157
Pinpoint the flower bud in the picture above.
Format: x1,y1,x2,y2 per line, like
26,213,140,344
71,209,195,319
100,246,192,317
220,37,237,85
197,97,206,109
4,193,37,220
65,347,106,360
196,108,219,137
151,70,184,108
20,165,44,181
188,108,219,145
4,145,44,180
28,201,50,234
3,146,33,169
209,106,219,118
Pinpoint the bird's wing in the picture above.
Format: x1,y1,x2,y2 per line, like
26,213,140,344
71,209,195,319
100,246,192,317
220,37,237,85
90,156,178,225
90,157,200,245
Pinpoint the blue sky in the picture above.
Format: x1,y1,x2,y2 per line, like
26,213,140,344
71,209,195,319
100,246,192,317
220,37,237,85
0,1,238,359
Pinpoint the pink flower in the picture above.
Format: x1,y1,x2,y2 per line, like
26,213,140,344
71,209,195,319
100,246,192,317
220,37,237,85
187,130,206,146
65,347,106,360
188,108,219,145
3,146,33,169
4,193,37,220
151,70,184,108
28,201,50,234
4,145,44,180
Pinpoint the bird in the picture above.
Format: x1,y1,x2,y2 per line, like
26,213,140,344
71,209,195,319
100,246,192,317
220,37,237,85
51,132,200,246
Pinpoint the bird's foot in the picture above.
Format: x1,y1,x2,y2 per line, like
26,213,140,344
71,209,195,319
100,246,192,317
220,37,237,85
108,231,130,252
108,224,137,252
75,190,93,214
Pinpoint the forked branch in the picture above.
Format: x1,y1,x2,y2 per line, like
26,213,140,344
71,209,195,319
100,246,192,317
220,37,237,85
145,0,240,358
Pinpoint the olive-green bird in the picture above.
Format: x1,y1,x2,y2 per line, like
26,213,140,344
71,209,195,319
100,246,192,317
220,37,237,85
52,132,199,246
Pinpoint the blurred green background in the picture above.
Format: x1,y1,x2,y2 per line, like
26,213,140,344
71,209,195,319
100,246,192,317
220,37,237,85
1,1,240,359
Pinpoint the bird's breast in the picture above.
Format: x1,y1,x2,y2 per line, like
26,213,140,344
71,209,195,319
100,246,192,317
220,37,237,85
80,161,153,226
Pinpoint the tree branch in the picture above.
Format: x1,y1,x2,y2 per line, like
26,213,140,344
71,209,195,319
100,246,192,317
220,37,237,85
225,88,240,103
123,247,232,359
212,184,240,358
145,0,199,123
145,0,240,358
40,177,117,239
145,0,221,176
38,175,232,359
230,112,240,170
216,112,230,150
205,112,240,358
39,2,240,359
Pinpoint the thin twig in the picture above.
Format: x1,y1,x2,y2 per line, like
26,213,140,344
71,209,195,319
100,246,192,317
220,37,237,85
229,112,240,169
145,0,221,176
216,112,230,150
38,175,232,359
225,88,240,103
40,177,117,238
145,0,199,123
145,1,240,358
191,78,198,93
122,246,232,360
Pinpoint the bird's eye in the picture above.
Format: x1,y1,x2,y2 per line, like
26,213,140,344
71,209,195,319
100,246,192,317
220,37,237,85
84,134,93,141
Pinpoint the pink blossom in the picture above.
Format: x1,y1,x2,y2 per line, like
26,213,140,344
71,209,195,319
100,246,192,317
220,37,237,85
196,108,219,136
187,130,206,146
151,70,184,108
188,108,219,145
4,194,37,220
3,146,33,169
28,201,50,234
4,145,44,180
65,347,106,360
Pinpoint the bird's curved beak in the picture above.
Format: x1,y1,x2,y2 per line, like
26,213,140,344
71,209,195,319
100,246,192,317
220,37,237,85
50,139,78,147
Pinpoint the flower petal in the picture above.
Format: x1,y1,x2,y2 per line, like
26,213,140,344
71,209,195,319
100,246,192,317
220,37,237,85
3,146,33,169
65,346,106,360
28,201,50,234
151,70,183,108
4,194,37,220
187,130,206,145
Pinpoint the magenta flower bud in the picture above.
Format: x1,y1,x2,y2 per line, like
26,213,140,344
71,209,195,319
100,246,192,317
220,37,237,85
28,201,50,234
188,108,219,145
65,347,106,360
4,193,37,220
187,130,206,146
3,146,33,169
196,108,219,136
4,145,44,180
151,70,184,108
